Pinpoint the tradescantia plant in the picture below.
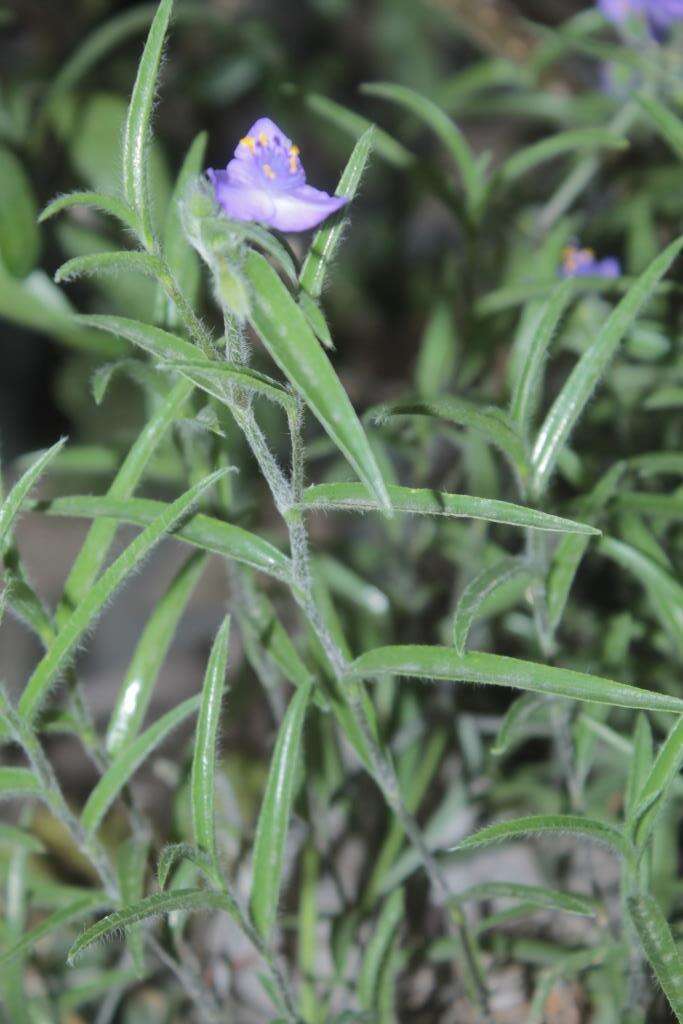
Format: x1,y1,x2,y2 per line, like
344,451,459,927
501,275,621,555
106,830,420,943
2,0,683,1021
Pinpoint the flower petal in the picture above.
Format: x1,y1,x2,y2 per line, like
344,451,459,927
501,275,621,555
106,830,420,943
211,173,276,224
269,185,348,232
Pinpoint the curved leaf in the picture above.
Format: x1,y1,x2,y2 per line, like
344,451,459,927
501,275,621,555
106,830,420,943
303,482,599,535
347,645,683,714
299,126,375,300
191,617,230,863
0,438,66,550
531,236,683,493
67,889,237,965
451,881,599,918
244,250,391,513
106,551,207,755
451,815,633,861
628,894,683,1022
81,695,200,836
39,191,140,233
19,469,227,722
122,0,173,246
499,129,627,184
250,682,312,942
39,493,292,583
0,892,110,967
452,559,532,654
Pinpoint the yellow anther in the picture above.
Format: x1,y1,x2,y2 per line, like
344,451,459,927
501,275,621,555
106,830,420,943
258,131,269,146
240,136,255,152
263,163,276,180
289,145,300,156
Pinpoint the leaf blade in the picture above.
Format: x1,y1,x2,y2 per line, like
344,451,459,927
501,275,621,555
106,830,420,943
191,617,230,863
250,682,312,942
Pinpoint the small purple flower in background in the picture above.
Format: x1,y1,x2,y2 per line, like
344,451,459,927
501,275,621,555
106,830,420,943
598,0,683,37
207,117,348,233
560,243,621,279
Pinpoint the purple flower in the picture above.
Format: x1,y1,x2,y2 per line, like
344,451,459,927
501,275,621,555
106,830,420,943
598,0,683,36
207,117,348,233
560,244,621,279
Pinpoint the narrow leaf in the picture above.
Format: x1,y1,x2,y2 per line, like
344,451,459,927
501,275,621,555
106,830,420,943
250,682,312,942
628,894,683,1022
499,129,627,184
39,493,292,583
360,82,480,216
244,250,391,513
510,279,574,433
81,696,200,836
452,559,532,654
0,892,110,967
347,645,683,714
54,250,164,285
451,882,599,918
67,889,237,964
106,551,207,755
299,126,375,300
39,191,140,233
636,93,683,161
191,616,230,863
0,439,66,550
531,236,683,492
122,0,173,245
631,716,683,851
19,469,227,722
303,482,599,535
451,815,633,861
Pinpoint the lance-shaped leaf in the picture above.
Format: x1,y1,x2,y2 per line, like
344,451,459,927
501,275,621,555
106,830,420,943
452,558,532,655
599,537,683,658
55,250,165,285
67,889,238,965
157,843,214,891
451,815,633,862
19,469,227,722
346,646,683,714
116,837,148,976
122,0,173,246
451,882,599,918
0,438,66,550
359,82,481,217
299,126,375,300
509,278,574,434
490,693,549,757
39,493,292,583
376,396,527,477
56,378,192,622
191,616,230,864
106,551,207,755
498,129,627,185
358,888,405,1013
628,894,683,1022
0,767,43,797
39,191,140,234
0,146,40,278
302,482,599,535
76,314,296,412
636,93,683,162
0,824,44,854
250,681,312,942
531,236,683,493
630,716,683,851
244,250,391,513
81,696,200,836
163,131,207,320
0,891,111,967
